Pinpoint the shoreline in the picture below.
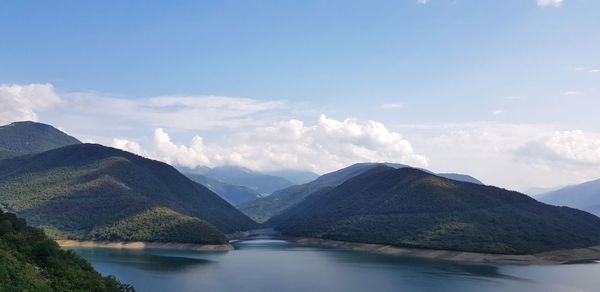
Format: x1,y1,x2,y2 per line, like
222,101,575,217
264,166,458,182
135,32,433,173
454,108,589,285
56,240,233,251
287,237,600,265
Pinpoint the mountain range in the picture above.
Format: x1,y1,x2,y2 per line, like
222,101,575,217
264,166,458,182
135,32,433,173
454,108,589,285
269,166,600,254
538,178,600,216
184,173,262,206
239,162,483,222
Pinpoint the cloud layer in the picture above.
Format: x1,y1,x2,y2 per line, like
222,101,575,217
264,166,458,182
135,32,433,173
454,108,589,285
113,115,428,173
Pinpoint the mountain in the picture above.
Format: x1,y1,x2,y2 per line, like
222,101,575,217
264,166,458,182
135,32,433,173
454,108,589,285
0,144,256,244
539,178,600,216
185,173,262,206
201,166,294,195
0,121,81,158
239,162,482,222
0,210,132,291
263,169,319,185
437,173,483,185
269,166,600,254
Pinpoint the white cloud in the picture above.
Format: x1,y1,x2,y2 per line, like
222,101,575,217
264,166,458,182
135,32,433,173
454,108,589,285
536,0,563,7
0,83,62,125
492,110,504,116
416,0,429,5
113,115,428,173
589,69,600,73
381,103,404,109
519,130,600,165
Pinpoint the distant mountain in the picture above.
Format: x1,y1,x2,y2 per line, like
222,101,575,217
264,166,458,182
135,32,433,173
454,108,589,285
201,166,294,195
270,166,600,254
263,169,319,185
539,178,600,216
0,144,256,244
0,121,81,158
437,173,483,185
0,210,131,291
239,162,482,222
185,173,262,206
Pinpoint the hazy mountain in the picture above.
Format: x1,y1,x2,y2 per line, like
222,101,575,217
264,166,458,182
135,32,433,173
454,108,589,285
0,144,256,244
437,173,483,185
270,166,600,254
239,162,482,222
201,166,294,195
539,178,600,216
0,121,81,159
263,169,319,185
527,186,566,197
185,173,262,206
0,210,132,291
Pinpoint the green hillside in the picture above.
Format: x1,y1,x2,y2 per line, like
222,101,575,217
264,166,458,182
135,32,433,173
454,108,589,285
0,121,81,158
0,210,133,291
0,143,256,243
270,166,600,254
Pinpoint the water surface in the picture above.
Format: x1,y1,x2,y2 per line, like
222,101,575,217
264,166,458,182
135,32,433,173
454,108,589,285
70,237,600,292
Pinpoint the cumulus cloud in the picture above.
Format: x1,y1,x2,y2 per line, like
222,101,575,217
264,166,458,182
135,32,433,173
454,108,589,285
0,83,62,125
113,115,428,173
416,0,430,4
536,0,563,7
518,130,600,165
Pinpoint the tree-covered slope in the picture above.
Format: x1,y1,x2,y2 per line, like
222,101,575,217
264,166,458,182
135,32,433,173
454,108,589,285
0,210,133,291
0,144,256,243
270,166,600,254
185,173,262,206
0,121,81,158
539,178,600,216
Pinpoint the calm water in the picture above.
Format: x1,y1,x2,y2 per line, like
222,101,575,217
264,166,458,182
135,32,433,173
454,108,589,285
69,237,600,292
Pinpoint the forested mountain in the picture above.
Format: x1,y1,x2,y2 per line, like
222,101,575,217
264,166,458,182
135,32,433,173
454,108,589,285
539,178,600,216
270,166,600,254
0,121,81,159
0,210,133,291
200,166,294,195
239,162,482,222
437,173,483,185
263,169,319,185
185,173,262,206
0,144,256,244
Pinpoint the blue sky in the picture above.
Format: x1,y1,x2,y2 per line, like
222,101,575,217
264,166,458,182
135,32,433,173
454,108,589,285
1,0,600,191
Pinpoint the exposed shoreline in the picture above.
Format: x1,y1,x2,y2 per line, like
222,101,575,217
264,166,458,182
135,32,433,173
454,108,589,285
56,240,233,251
287,237,600,265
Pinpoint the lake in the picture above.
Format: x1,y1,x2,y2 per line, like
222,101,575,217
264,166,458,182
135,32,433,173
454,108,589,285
69,237,600,292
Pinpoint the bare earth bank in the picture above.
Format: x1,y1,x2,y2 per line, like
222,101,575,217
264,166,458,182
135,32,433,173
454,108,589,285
288,237,600,265
56,240,233,251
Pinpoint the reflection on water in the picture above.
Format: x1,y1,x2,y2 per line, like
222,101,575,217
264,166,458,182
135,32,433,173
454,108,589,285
68,237,600,292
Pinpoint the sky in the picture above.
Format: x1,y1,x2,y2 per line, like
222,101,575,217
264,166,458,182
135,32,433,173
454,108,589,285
1,0,600,192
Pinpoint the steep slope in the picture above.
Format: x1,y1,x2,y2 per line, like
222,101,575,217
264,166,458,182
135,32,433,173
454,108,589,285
185,173,262,206
270,166,600,254
201,166,294,195
0,210,132,291
0,121,81,158
0,144,256,243
239,162,482,222
539,178,600,216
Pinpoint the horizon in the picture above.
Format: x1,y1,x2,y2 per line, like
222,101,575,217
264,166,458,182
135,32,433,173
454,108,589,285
2,0,600,192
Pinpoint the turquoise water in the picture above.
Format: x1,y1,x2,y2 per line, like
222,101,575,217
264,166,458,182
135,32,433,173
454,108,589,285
70,238,600,292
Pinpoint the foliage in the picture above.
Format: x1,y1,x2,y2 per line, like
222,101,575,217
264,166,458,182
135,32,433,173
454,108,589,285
90,207,227,244
0,210,134,291
0,143,256,244
271,166,600,254
0,121,81,158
